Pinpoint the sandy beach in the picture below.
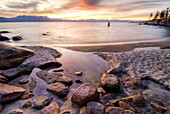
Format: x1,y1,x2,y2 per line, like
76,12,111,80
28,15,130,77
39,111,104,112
64,40,170,52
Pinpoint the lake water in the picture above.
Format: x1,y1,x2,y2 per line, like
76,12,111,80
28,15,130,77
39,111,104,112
0,22,170,47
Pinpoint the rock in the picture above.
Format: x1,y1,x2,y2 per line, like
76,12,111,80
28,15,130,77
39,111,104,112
119,101,134,112
9,109,24,114
21,92,34,100
79,106,87,114
32,96,51,109
3,67,31,80
71,83,99,106
36,71,73,86
87,102,105,114
75,79,82,83
112,94,146,106
0,75,8,83
42,102,60,114
0,35,10,41
107,62,129,74
53,69,64,72
105,107,134,114
0,104,4,112
0,31,10,34
46,82,69,97
150,102,168,113
0,43,34,69
20,46,62,69
0,83,26,103
20,100,32,109
18,78,29,84
100,93,116,105
12,36,23,41
75,71,83,76
0,70,4,74
101,74,120,92
97,87,106,95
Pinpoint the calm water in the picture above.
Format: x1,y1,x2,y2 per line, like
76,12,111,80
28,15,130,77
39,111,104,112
0,22,170,47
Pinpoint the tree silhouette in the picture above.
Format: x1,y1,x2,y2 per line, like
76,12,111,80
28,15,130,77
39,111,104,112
149,13,153,21
154,11,159,20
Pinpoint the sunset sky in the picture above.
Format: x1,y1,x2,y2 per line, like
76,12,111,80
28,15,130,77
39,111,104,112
0,0,169,20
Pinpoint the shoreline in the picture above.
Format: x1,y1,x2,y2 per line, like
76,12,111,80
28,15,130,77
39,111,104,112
63,40,170,52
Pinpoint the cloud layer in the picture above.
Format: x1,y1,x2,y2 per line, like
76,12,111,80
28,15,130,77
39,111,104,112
0,0,169,20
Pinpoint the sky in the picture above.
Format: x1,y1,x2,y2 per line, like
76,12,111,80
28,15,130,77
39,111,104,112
0,0,169,20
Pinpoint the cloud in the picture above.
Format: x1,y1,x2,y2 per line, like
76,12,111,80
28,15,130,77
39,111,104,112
6,1,39,9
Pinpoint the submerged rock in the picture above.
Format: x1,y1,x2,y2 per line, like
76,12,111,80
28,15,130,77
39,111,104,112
42,102,60,114
20,46,62,69
87,102,105,114
18,78,29,84
12,36,23,41
32,96,51,109
36,71,73,86
101,74,120,93
0,83,26,103
46,82,69,97
75,71,83,76
3,67,31,80
0,75,8,83
0,43,34,69
0,31,10,34
71,83,99,106
0,35,10,41
105,107,134,114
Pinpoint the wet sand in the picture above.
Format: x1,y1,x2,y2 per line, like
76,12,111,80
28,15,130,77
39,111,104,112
64,40,170,52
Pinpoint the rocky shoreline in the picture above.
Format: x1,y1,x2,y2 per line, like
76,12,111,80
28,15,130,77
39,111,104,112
0,43,169,114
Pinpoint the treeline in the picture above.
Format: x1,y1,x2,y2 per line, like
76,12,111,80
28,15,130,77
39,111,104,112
148,7,169,22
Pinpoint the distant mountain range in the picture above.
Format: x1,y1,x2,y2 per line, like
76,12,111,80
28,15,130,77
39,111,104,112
0,15,141,22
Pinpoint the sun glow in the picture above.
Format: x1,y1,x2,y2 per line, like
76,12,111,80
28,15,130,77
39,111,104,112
48,13,80,19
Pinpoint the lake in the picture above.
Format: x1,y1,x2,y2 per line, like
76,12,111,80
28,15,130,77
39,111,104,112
0,22,170,47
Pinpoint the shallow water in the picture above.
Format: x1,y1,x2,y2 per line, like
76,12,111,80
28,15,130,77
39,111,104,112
0,22,170,47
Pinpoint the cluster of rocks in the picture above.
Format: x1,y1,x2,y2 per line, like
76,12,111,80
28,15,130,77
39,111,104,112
0,31,23,41
0,43,169,114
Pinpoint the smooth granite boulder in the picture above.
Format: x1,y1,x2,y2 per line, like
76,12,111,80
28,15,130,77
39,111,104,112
0,83,26,103
0,43,34,69
12,36,23,41
71,83,99,106
0,35,10,41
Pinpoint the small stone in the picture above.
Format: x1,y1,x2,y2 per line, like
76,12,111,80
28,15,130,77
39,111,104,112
32,96,51,109
9,109,24,114
75,71,83,76
0,75,8,83
87,102,105,114
0,35,10,41
105,107,125,114
132,94,145,106
42,102,60,114
150,102,168,113
47,82,69,97
19,79,29,84
21,100,32,109
75,79,82,83
119,101,134,112
21,92,34,100
101,74,120,93
71,83,99,106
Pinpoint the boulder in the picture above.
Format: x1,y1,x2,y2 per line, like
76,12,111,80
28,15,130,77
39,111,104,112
105,107,134,114
46,82,69,97
36,71,73,86
101,74,120,92
0,43,34,69
3,67,31,80
87,102,105,114
71,83,99,106
42,102,60,114
0,83,26,103
0,75,8,83
12,36,23,41
0,35,10,41
9,109,24,114
32,96,51,109
20,46,62,69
